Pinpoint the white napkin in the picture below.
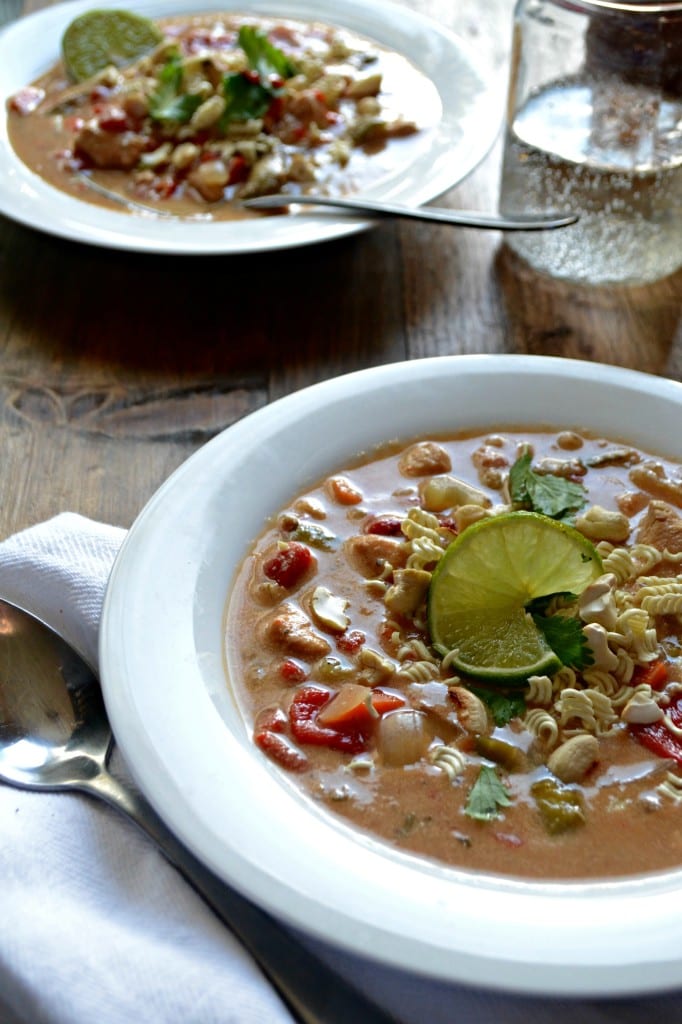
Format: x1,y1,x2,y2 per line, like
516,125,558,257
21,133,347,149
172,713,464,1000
0,513,679,1024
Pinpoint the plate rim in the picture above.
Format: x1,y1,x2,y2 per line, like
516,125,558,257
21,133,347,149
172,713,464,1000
101,354,682,998
0,0,503,254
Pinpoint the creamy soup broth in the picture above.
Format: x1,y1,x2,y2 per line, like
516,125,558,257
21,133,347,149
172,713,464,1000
7,13,439,219
226,430,682,881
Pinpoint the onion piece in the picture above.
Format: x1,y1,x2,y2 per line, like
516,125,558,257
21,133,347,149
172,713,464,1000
377,709,430,766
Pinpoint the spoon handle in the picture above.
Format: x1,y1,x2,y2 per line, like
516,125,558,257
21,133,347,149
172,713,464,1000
81,763,400,1024
241,193,579,230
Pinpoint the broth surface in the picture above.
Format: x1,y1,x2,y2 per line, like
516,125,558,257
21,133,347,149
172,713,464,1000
226,429,682,880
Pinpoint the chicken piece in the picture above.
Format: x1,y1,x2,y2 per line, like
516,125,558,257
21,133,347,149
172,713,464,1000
75,126,148,169
262,604,331,659
398,441,451,478
636,500,682,554
344,534,408,578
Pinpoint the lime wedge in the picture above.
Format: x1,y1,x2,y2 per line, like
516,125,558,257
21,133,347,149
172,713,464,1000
62,9,163,82
428,511,602,683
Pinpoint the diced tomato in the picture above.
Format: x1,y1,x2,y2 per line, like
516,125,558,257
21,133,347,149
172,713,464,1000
365,515,404,537
243,69,261,85
632,659,669,692
7,86,44,115
289,685,367,753
152,177,178,200
227,154,249,185
336,629,366,655
255,729,309,771
630,694,682,764
254,706,288,734
263,542,314,589
279,658,307,683
97,108,131,133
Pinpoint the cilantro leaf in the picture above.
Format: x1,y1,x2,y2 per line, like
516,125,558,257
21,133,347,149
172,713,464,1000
222,72,273,123
531,611,594,670
238,25,297,80
465,765,512,821
509,452,586,520
469,686,526,726
149,52,202,124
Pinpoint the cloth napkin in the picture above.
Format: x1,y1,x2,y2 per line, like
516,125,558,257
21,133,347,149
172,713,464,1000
1,513,680,1024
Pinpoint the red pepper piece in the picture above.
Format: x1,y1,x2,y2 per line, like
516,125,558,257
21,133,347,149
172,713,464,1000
289,685,367,753
227,154,249,185
263,542,314,589
254,706,288,734
632,659,669,692
97,107,131,133
630,693,682,765
365,516,404,537
279,658,307,683
255,730,309,771
336,629,366,654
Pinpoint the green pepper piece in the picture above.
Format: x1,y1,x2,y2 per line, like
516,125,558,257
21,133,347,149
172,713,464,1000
475,735,526,772
532,777,586,835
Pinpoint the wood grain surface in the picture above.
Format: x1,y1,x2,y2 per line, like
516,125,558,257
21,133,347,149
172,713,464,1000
0,0,680,537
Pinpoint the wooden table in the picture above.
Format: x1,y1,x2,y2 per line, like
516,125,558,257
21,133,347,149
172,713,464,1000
1,0,681,541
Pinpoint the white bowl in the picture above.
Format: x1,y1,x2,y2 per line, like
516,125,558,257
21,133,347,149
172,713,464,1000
100,354,682,997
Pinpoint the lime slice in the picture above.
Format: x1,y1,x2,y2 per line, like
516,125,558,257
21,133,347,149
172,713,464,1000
428,510,602,683
62,9,163,82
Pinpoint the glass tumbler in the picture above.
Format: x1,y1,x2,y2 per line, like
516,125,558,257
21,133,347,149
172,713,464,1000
498,0,682,285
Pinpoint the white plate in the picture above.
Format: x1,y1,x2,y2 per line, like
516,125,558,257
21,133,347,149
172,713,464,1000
0,0,501,254
101,354,682,998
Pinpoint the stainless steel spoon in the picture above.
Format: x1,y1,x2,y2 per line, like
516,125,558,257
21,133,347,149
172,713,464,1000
241,193,579,230
0,597,400,1024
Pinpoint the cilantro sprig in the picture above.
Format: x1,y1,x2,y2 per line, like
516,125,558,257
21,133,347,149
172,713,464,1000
222,25,297,126
528,595,594,671
237,24,297,80
469,686,526,726
148,51,202,124
509,452,586,521
465,765,512,821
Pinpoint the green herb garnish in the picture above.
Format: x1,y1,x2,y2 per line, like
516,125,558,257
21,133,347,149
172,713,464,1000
221,26,297,126
222,72,273,123
531,609,594,670
238,24,297,80
469,686,526,726
148,52,202,124
465,765,512,821
509,452,586,520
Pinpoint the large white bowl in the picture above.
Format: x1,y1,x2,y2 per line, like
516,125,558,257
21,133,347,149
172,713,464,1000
0,0,501,254
100,355,682,997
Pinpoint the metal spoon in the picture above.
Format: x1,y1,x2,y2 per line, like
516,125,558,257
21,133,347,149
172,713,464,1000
241,194,579,230
0,597,400,1024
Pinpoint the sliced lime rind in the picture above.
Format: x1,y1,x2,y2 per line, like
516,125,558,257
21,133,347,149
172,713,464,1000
428,511,602,684
62,9,163,82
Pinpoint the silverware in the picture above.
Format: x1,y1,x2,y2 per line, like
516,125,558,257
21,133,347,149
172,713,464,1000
0,598,401,1024
241,193,579,230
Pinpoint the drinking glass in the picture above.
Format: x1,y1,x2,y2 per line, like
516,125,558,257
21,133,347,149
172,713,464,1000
498,0,682,285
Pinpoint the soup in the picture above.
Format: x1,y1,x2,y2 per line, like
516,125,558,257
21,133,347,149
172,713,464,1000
226,429,682,880
6,11,438,219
